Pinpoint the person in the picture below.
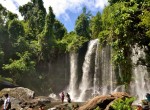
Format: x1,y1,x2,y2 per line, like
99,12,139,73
146,93,150,102
3,93,11,110
142,93,150,110
66,93,71,103
60,92,65,103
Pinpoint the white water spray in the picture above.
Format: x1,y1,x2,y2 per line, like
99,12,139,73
68,52,78,101
93,40,100,97
78,39,99,101
99,45,116,95
131,45,150,103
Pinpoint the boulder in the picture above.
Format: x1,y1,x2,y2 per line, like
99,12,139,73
19,96,51,109
110,92,131,98
0,87,35,101
0,87,51,109
79,92,131,110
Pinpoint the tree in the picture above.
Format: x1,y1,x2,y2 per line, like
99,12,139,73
61,31,88,52
0,4,18,66
19,0,46,38
0,4,17,26
3,51,35,83
38,6,55,61
53,19,67,40
90,12,102,39
75,7,91,39
8,19,25,43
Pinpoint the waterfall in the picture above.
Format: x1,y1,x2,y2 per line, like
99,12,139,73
78,39,99,101
99,45,116,95
65,40,150,103
93,40,100,96
130,45,150,103
68,52,78,101
67,39,121,102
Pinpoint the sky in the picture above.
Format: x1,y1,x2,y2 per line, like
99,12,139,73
0,0,108,32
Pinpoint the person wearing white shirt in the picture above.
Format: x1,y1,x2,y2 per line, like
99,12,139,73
3,93,11,110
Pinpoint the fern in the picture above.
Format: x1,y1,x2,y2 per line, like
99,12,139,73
111,97,136,110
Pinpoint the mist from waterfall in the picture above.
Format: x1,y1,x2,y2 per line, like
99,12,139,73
68,52,78,101
78,39,99,101
130,45,150,103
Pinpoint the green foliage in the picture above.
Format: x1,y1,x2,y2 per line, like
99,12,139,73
75,7,91,39
100,0,149,84
38,6,56,61
98,30,110,44
90,12,102,39
3,51,35,82
111,97,136,110
14,36,30,53
0,46,4,66
0,4,18,26
139,10,150,38
19,0,46,37
54,20,67,40
7,12,18,20
0,0,150,91
94,106,101,110
0,75,13,83
8,19,25,42
61,32,88,52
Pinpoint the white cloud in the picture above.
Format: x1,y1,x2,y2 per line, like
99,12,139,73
0,0,30,19
43,0,108,22
0,0,18,14
95,0,108,9
44,0,108,18
0,0,108,31
0,0,108,18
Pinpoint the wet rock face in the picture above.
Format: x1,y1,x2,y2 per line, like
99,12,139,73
78,92,131,110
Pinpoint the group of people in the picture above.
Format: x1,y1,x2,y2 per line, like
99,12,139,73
60,92,71,103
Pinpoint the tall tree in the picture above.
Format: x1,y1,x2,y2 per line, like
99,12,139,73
0,4,17,65
38,6,55,61
90,12,102,39
53,20,67,40
19,0,46,38
75,7,91,39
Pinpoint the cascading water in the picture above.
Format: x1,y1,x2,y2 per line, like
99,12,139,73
68,52,78,101
78,39,99,101
130,45,150,103
65,40,150,104
67,39,124,102
93,40,100,97
99,45,116,95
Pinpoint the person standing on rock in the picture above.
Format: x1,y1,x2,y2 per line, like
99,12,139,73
3,93,11,110
60,92,65,103
66,93,71,103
